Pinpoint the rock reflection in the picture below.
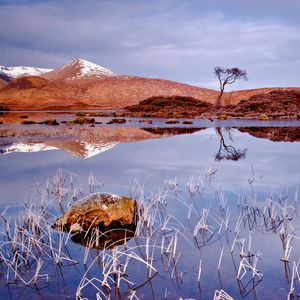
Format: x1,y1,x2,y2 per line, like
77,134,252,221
70,224,136,249
141,127,203,135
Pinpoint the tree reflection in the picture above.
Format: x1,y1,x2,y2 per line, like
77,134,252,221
215,128,247,161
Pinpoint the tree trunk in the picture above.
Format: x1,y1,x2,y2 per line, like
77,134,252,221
215,88,224,109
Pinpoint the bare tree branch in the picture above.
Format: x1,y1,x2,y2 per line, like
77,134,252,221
214,67,247,108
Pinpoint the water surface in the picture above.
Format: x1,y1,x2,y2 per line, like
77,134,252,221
0,124,299,300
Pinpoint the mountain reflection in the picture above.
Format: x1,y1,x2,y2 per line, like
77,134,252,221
0,125,299,159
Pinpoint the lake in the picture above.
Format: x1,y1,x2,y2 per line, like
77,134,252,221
0,121,300,300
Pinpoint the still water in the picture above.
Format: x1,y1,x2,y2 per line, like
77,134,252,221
0,125,300,300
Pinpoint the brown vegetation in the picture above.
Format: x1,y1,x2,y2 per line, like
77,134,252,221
221,90,300,118
221,87,300,106
126,90,300,119
126,95,213,118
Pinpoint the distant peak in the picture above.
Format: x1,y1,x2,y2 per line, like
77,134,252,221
61,58,116,78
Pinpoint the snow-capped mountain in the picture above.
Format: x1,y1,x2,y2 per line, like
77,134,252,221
0,65,53,82
42,58,116,81
0,58,220,110
0,140,117,159
0,58,115,83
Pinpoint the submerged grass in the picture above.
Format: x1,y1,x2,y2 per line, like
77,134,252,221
0,169,299,299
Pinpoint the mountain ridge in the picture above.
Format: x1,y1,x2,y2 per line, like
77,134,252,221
0,58,299,111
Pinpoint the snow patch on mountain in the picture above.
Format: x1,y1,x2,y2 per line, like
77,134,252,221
0,65,53,81
64,58,116,79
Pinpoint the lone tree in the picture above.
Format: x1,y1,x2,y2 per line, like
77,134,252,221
214,67,247,108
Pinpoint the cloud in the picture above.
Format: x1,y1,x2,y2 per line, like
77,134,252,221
0,0,299,89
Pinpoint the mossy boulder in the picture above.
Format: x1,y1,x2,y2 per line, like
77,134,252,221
52,193,136,233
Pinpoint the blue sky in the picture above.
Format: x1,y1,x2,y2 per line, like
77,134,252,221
1,0,299,90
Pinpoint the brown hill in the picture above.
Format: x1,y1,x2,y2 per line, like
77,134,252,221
0,75,218,110
0,76,83,110
76,76,218,108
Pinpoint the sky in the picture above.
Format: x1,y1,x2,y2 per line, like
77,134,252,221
0,0,299,90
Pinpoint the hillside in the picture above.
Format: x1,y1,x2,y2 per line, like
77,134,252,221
0,75,218,110
0,78,6,89
0,76,82,110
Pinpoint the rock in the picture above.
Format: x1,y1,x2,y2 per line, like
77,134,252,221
166,118,180,124
21,120,36,124
217,114,228,120
52,193,136,233
138,119,153,124
40,118,59,126
113,111,125,117
182,120,193,124
259,113,269,121
106,118,126,124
